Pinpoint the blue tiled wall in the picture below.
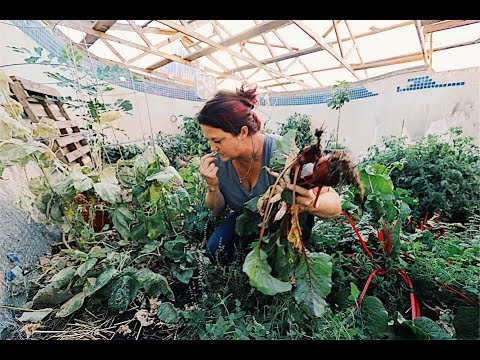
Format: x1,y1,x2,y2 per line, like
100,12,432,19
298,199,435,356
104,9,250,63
261,85,378,106
8,21,467,107
397,76,465,92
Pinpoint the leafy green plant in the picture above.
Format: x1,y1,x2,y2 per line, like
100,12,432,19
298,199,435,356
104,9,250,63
156,115,209,167
278,112,314,150
361,127,480,223
102,143,143,163
234,131,333,318
327,80,350,147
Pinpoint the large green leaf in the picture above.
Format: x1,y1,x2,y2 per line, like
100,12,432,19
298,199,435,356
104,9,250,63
0,115,31,140
55,292,85,318
32,118,60,138
271,242,293,282
94,182,121,203
293,252,332,317
146,165,182,184
149,183,162,204
28,176,49,196
99,166,119,184
358,296,389,339
32,283,72,305
75,258,98,278
242,246,291,296
49,267,76,288
112,206,135,240
70,172,94,193
453,307,479,339
107,275,141,313
156,302,178,324
90,268,119,295
412,317,452,340
147,212,167,239
172,267,194,284
130,223,147,242
136,268,174,300
0,140,29,162
163,236,187,261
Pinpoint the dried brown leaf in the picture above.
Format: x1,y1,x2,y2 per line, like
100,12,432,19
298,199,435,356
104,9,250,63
116,324,132,335
135,309,153,327
21,323,42,338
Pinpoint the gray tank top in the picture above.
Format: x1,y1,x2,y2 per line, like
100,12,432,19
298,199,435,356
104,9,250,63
217,134,279,214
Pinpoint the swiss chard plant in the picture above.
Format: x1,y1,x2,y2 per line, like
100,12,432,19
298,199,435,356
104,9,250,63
236,129,363,318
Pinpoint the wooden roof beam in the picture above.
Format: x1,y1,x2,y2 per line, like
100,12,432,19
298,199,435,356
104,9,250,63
77,20,117,48
128,32,186,65
183,20,291,61
423,20,480,33
157,20,311,89
64,22,193,67
100,38,126,63
226,20,413,75
243,40,299,51
414,20,429,64
292,20,362,80
127,20,154,48
215,20,287,91
332,20,345,58
271,27,323,87
344,20,368,78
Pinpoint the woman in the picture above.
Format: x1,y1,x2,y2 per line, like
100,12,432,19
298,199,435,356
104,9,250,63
198,84,342,262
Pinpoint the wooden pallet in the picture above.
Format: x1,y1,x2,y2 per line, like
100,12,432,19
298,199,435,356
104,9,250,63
8,76,92,167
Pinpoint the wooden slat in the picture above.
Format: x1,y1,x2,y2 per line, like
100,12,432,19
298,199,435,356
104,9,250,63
56,133,86,147
65,144,90,162
53,119,79,129
53,101,73,120
80,155,92,166
29,103,49,118
46,106,64,120
10,76,61,97
293,20,362,80
8,82,39,122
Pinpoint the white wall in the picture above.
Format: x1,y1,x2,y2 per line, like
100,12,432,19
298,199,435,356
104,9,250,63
1,21,478,160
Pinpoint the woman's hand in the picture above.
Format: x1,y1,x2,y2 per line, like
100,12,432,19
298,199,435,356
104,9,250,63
283,184,342,218
200,152,219,191
284,183,319,210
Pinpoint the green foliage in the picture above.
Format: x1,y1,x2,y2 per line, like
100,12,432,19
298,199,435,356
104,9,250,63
236,135,333,317
177,256,355,340
156,115,210,166
362,127,480,223
403,215,479,309
279,112,314,150
242,243,292,296
102,143,143,163
357,296,389,339
327,80,350,147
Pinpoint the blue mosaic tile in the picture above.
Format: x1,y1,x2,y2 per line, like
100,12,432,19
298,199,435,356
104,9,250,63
397,75,464,92
259,85,378,106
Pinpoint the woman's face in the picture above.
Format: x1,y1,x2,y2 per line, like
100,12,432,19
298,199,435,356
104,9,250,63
200,124,246,161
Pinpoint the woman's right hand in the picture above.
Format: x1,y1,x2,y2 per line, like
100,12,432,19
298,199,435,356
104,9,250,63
200,152,219,190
